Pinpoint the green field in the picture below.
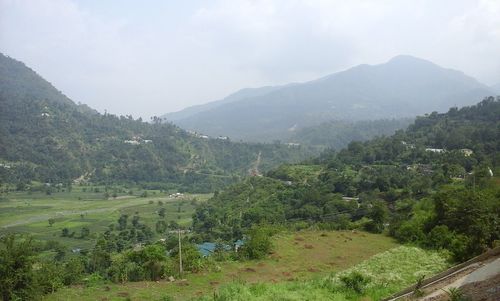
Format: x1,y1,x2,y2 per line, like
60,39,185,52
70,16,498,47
45,230,405,301
0,188,451,301
0,186,211,250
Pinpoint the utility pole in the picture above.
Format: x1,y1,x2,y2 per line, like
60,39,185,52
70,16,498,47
178,228,183,277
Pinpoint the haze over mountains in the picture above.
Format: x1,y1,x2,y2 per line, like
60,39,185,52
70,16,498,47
492,83,500,94
162,55,494,142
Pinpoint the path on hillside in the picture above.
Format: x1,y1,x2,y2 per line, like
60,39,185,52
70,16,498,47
248,151,262,176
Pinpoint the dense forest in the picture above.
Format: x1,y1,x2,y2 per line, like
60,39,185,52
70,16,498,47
0,53,313,192
288,118,413,150
193,97,500,261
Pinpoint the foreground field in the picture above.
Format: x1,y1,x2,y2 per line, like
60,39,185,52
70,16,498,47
46,230,402,301
195,246,449,301
0,187,211,250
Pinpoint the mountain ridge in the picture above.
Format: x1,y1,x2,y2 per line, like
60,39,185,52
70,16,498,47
162,55,493,142
0,53,312,191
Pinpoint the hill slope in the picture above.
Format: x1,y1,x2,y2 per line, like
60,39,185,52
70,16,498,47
193,97,500,259
0,53,312,191
163,55,493,142
288,118,413,150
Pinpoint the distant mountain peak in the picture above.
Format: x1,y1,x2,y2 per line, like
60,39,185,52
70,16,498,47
388,54,428,62
159,56,493,142
386,55,438,67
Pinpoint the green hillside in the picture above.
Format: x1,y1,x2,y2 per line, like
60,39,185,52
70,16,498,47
193,97,500,260
288,118,413,150
0,54,313,192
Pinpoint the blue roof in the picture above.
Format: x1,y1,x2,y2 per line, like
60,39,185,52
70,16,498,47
196,241,240,256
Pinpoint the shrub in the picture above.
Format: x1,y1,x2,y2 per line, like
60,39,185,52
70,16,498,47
83,273,105,287
340,271,371,294
240,227,272,260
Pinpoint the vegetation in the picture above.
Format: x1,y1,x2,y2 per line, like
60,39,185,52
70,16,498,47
194,246,448,301
1,52,498,300
193,97,500,261
289,118,413,150
0,53,313,192
45,230,402,300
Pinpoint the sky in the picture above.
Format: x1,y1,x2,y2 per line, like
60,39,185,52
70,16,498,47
1,0,499,118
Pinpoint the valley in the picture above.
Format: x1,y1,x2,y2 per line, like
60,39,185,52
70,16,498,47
1,51,499,301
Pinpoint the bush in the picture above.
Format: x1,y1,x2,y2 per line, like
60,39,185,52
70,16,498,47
83,273,105,287
35,262,64,294
426,225,454,249
0,235,39,301
240,227,272,260
339,271,370,294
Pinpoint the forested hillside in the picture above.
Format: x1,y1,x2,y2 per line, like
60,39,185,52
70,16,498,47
288,118,413,149
164,55,493,142
193,97,500,260
0,54,312,191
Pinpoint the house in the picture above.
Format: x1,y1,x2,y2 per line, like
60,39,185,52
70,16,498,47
460,148,473,156
425,148,445,153
401,141,415,149
197,240,244,256
169,192,184,198
124,140,140,145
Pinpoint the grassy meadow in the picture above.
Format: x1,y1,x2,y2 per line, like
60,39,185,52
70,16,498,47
195,246,449,301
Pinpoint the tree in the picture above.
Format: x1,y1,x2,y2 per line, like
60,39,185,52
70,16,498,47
132,215,140,228
61,228,69,237
80,227,90,238
155,220,167,234
365,200,389,233
48,218,55,227
118,214,128,230
158,207,166,218
0,235,38,301
240,227,272,260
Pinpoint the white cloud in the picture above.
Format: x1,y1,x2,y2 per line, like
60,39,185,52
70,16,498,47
0,0,499,118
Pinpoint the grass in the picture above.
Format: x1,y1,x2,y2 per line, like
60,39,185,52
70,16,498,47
0,186,211,250
45,230,401,301
194,246,449,301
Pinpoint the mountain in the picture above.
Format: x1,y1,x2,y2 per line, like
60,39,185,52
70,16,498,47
0,53,312,191
163,85,286,122
162,55,494,142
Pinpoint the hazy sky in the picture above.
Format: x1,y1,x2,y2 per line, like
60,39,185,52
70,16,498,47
1,0,499,118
